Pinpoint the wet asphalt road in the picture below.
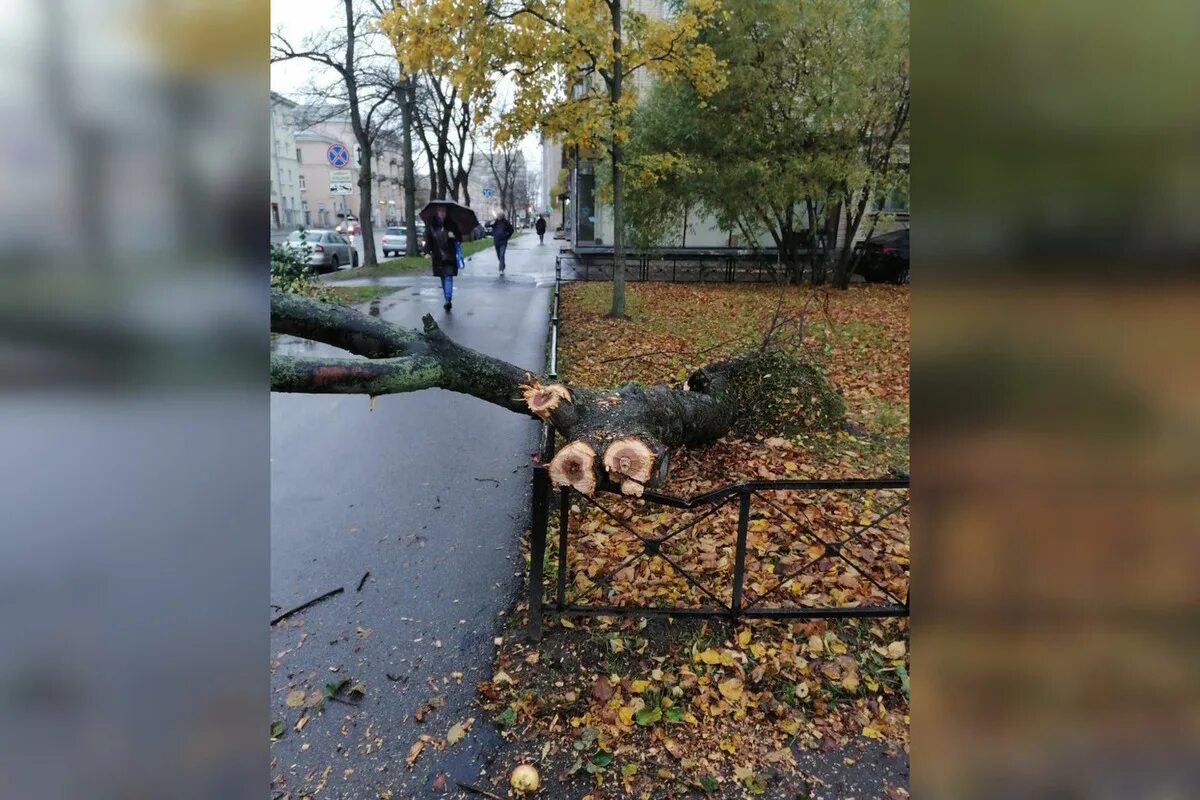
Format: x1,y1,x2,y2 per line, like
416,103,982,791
270,235,560,798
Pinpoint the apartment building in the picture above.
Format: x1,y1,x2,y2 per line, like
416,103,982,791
270,93,303,230
291,117,410,229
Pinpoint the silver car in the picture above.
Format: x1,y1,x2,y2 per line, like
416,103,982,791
381,224,426,257
283,229,357,273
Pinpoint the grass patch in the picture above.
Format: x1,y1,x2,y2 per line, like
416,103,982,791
325,237,497,281
327,284,407,304
325,256,427,281
868,396,908,434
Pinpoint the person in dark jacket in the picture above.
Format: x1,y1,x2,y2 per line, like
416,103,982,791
425,206,462,311
535,215,547,244
492,212,515,273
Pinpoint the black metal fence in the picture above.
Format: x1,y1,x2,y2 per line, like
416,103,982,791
527,260,909,640
568,247,789,284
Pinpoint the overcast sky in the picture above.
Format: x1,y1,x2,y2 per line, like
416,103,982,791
270,0,542,174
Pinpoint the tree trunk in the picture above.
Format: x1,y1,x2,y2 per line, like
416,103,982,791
356,153,375,265
833,192,868,290
270,290,841,497
608,0,627,319
342,0,377,268
401,76,419,257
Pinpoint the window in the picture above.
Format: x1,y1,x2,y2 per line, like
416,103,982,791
299,174,306,191
879,186,909,213
296,148,303,163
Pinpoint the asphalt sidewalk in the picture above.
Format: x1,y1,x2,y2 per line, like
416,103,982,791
270,231,561,798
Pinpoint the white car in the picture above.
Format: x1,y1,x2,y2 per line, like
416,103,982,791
381,224,426,257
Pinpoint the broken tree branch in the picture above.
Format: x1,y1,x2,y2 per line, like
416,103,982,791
270,290,843,496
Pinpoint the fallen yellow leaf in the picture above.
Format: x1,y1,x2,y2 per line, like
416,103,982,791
405,739,424,768
446,717,473,746
718,677,744,702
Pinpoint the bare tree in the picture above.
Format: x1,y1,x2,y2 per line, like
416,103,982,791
271,0,402,267
412,74,475,206
480,142,523,221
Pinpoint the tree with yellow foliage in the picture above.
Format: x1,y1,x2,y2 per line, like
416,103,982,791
383,0,726,318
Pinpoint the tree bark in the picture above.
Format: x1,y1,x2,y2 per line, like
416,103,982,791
342,0,377,268
608,0,627,319
400,76,420,257
269,290,817,496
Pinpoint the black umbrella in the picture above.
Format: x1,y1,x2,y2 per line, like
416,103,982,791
419,200,479,240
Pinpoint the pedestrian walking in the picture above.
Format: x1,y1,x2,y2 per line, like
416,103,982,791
492,211,515,273
425,205,463,311
535,215,547,244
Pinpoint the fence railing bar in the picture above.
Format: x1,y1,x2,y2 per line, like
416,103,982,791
561,604,732,619
633,478,909,510
741,605,909,620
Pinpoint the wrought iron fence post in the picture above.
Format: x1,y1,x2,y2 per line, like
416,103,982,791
730,487,752,620
528,424,555,641
557,487,570,610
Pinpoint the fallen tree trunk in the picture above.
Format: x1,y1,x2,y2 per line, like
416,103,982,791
270,290,842,496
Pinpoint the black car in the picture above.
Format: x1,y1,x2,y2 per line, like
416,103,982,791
853,228,909,284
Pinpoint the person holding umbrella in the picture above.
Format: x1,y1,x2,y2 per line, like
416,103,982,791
535,214,547,245
421,201,478,311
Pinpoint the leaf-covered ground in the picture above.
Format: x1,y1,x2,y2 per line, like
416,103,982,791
471,282,910,799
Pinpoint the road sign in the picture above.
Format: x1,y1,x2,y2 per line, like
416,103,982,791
482,186,494,197
329,169,353,195
327,143,350,167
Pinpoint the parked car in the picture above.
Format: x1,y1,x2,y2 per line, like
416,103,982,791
335,217,361,236
381,224,426,257
282,229,358,273
853,228,909,284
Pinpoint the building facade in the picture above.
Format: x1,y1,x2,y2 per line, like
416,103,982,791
291,114,409,230
270,93,303,230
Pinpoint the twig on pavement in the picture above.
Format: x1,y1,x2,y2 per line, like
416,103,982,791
270,588,344,626
455,782,505,800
